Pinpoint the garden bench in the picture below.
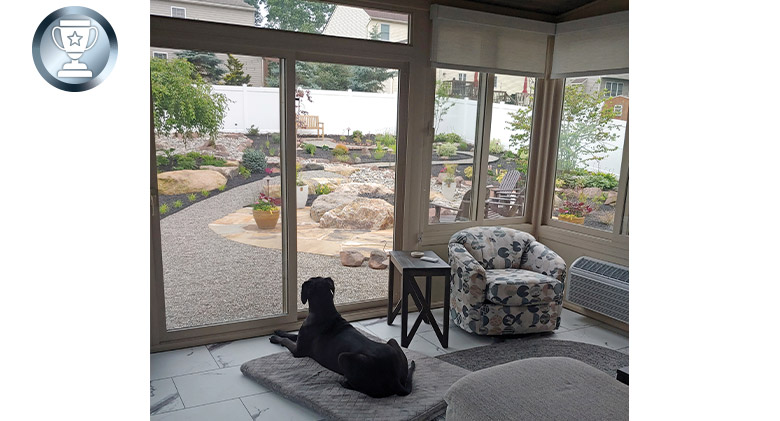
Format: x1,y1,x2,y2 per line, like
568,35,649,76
296,114,325,138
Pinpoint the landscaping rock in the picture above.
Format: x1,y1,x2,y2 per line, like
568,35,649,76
581,187,603,199
340,250,365,267
157,170,227,195
259,176,281,198
368,250,388,270
304,163,325,171
324,164,361,177
335,182,394,197
201,165,238,179
605,191,618,206
553,194,563,209
310,193,358,222
301,170,348,194
320,198,394,230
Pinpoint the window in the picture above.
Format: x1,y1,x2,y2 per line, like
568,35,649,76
604,81,623,97
458,73,467,82
379,23,390,41
171,7,186,19
152,51,168,60
552,75,628,233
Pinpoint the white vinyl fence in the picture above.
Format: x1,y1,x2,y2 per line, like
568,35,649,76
214,85,625,175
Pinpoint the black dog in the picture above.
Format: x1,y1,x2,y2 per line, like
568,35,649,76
270,277,415,398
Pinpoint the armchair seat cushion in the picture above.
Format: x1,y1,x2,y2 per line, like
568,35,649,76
486,269,564,306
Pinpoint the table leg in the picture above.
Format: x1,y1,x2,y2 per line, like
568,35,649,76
423,275,432,325
401,273,409,347
443,273,451,348
387,260,395,324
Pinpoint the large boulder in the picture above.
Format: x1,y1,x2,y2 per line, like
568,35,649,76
324,164,361,177
201,165,238,179
335,182,394,197
320,198,394,230
309,193,358,222
300,170,348,194
157,170,227,195
581,187,603,199
368,250,389,270
340,250,365,267
605,191,618,206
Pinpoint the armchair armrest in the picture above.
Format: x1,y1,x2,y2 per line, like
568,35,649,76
448,242,488,306
522,241,567,281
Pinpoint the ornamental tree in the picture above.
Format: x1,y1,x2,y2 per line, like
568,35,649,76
151,58,229,140
223,54,252,86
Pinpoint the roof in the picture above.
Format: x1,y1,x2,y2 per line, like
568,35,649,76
365,8,408,23
160,0,255,10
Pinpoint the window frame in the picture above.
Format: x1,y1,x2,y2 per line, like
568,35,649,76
152,51,168,60
170,6,186,19
614,104,623,116
379,23,390,41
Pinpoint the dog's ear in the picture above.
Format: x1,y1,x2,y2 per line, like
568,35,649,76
301,281,310,305
325,277,335,295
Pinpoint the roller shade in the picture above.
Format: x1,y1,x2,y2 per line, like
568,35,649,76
430,5,554,77
551,11,629,78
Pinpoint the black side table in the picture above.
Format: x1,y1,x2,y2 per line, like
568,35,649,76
617,366,629,385
387,250,451,348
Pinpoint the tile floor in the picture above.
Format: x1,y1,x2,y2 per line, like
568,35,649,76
150,308,628,420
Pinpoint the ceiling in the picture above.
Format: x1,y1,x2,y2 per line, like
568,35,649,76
459,0,623,19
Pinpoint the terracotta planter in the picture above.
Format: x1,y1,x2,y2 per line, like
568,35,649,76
559,214,585,224
253,208,280,229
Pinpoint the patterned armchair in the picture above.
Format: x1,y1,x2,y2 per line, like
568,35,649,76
448,226,567,335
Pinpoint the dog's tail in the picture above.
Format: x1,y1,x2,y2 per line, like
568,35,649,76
397,360,415,396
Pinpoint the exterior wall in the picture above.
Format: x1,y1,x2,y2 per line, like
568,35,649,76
601,75,629,97
150,48,264,87
150,0,255,26
323,6,370,39
367,18,408,42
604,96,629,121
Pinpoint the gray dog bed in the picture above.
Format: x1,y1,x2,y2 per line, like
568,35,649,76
241,340,469,421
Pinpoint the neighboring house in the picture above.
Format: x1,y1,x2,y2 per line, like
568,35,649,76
604,95,629,121
569,74,629,121
150,0,264,86
323,6,409,93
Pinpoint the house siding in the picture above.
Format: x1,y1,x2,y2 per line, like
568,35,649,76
150,0,255,26
323,6,370,39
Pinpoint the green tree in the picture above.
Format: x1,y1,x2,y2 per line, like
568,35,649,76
434,80,455,134
266,61,391,93
257,0,335,33
223,54,252,86
151,58,229,140
506,82,619,174
175,50,225,84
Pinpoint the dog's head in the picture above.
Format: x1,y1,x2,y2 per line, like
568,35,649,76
301,276,335,305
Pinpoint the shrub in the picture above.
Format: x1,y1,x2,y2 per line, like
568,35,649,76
218,184,226,192
173,200,183,208
241,148,267,173
200,154,226,167
339,135,347,141
335,154,351,163
435,132,463,144
188,193,197,202
464,166,473,179
352,130,363,139
333,144,349,156
270,133,281,143
436,143,458,158
238,165,251,179
315,184,332,195
174,155,198,170
489,139,504,154
353,136,362,144
159,203,169,214
582,172,619,191
201,189,210,197
373,145,387,160
322,145,330,152
156,155,169,167
247,125,260,136
457,141,470,151
303,143,316,155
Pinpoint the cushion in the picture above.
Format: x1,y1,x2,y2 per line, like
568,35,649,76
444,357,628,421
486,269,563,306
241,340,470,421
449,226,535,269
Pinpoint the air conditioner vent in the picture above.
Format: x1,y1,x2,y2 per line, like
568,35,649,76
567,256,629,324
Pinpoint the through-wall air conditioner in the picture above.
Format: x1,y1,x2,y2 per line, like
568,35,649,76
566,257,629,324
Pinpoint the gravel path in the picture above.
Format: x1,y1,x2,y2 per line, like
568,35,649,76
160,179,389,330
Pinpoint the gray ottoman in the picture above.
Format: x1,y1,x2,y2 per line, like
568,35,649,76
444,357,628,420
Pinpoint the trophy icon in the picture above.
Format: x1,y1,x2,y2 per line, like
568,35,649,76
51,19,98,78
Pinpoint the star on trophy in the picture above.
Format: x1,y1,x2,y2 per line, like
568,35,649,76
51,19,98,78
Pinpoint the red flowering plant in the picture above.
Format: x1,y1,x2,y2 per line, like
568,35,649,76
558,200,593,218
253,193,281,212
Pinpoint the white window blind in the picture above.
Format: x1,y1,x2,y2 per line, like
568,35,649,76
551,11,628,78
430,5,554,77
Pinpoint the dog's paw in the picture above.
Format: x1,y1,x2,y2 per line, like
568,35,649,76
269,335,282,344
273,330,287,337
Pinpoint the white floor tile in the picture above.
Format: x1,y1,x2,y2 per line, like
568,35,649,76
559,308,602,331
173,366,269,408
150,399,252,421
151,378,185,415
207,335,285,368
419,325,494,353
241,392,322,421
551,324,629,350
359,312,438,341
151,346,219,380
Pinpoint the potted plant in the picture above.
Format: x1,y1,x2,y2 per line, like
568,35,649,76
295,163,308,208
253,193,281,229
557,200,593,224
441,165,457,200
